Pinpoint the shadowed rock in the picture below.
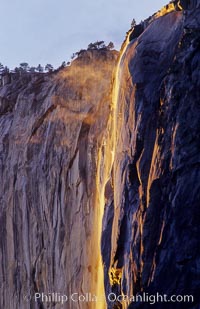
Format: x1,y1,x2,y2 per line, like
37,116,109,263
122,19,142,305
101,6,200,309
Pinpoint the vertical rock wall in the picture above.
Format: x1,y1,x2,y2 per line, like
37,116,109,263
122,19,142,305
102,7,200,309
0,50,118,309
1,3,200,309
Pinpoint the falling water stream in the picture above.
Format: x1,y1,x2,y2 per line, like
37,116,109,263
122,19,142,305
94,31,132,309
94,3,184,308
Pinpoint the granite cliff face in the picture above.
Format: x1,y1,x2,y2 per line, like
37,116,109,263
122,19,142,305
102,3,200,309
0,1,200,309
0,50,118,309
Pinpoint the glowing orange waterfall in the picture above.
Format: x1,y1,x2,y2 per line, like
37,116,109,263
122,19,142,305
112,30,132,155
93,31,132,309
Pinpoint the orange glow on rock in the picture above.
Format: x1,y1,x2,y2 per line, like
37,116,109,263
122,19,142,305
155,2,182,19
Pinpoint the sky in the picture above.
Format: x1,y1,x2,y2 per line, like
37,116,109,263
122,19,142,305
0,0,168,69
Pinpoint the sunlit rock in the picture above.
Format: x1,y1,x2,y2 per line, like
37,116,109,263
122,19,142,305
0,49,118,309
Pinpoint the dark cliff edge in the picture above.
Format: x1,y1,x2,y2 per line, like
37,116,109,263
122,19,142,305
0,1,200,309
102,2,200,309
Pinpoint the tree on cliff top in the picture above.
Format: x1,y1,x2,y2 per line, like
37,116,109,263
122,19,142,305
0,63,4,74
87,41,114,50
88,41,105,49
70,41,115,61
0,65,9,76
107,41,114,50
20,62,29,72
45,64,54,72
36,64,44,73
131,18,136,28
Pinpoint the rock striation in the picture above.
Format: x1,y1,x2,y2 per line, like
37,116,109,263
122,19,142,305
0,1,200,309
0,50,118,309
102,3,200,309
